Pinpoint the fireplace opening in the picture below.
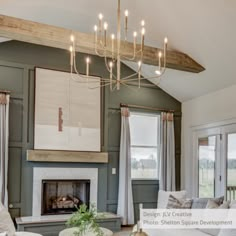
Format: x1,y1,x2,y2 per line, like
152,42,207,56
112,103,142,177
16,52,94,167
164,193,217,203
41,179,90,215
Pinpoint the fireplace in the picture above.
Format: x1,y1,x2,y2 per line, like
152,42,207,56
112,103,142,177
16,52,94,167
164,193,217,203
33,167,98,216
41,179,90,215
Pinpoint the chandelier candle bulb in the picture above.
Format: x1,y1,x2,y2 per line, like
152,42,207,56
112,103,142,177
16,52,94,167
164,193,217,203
70,35,75,55
138,61,142,70
70,35,74,42
164,37,168,62
141,28,145,52
98,13,103,32
86,57,90,76
70,35,76,58
109,61,113,91
138,61,142,88
69,46,73,67
104,22,108,30
133,31,137,51
159,51,162,72
111,34,115,58
94,25,98,44
164,37,168,44
124,10,128,29
104,22,108,46
124,10,128,40
141,20,145,27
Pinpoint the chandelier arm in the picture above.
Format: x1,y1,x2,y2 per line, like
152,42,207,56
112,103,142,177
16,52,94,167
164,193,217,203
155,67,167,84
120,80,139,92
119,47,138,61
104,52,118,83
71,76,110,83
121,72,139,81
73,55,111,82
95,47,107,58
124,69,168,82
71,71,111,83
122,81,158,88
73,55,90,79
94,35,107,58
88,80,116,90
120,75,160,83
111,83,118,91
103,53,119,80
95,40,112,58
120,55,136,61
70,74,98,83
120,49,143,61
104,55,112,72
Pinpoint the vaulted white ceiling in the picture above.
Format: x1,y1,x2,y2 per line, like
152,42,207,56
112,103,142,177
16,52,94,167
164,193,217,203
1,0,236,102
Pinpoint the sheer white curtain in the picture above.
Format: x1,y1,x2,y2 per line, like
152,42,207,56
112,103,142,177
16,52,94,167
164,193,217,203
159,112,176,191
0,93,10,208
117,107,134,225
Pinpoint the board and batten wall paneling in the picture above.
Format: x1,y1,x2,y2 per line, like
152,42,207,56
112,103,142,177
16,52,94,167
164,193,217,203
0,62,25,218
0,41,181,220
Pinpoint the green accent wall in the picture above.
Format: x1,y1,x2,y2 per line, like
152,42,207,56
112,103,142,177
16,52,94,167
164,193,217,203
0,41,181,221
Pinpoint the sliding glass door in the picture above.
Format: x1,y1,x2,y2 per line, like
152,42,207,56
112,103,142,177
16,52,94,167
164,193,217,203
198,136,217,198
195,124,236,199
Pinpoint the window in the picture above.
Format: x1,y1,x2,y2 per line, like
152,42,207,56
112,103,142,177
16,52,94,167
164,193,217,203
129,112,160,179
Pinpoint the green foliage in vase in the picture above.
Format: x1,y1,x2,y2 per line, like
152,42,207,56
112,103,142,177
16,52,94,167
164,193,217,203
66,204,104,236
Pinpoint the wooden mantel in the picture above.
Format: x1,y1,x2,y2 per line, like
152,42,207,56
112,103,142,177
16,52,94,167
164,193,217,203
0,14,205,73
27,150,108,163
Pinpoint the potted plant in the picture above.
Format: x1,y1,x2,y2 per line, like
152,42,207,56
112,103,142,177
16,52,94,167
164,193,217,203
66,204,104,236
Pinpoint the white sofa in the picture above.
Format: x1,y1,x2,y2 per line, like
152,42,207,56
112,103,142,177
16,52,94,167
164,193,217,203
135,228,211,236
0,203,42,236
134,190,236,236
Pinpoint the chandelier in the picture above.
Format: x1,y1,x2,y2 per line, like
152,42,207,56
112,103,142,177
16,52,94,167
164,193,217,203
69,0,168,91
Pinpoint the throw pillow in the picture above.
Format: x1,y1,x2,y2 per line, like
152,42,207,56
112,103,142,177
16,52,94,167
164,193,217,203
157,190,187,209
191,196,224,209
0,207,15,236
206,200,230,209
166,194,192,209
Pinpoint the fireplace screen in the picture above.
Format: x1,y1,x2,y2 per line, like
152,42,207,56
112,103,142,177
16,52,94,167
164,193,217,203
42,179,90,215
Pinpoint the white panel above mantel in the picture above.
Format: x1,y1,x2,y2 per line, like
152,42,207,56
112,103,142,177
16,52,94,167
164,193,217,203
27,150,108,163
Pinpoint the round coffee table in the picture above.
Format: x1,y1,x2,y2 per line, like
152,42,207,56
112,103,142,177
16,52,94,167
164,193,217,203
59,227,113,236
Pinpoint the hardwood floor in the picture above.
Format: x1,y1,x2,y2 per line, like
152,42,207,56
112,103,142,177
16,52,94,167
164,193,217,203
113,226,133,236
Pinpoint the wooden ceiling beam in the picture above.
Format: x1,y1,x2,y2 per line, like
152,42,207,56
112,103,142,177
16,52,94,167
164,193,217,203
0,14,205,73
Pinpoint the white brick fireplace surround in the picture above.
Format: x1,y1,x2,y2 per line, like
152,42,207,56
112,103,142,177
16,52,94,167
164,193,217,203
32,167,98,216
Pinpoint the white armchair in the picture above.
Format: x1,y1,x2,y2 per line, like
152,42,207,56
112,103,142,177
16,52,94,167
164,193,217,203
0,203,42,236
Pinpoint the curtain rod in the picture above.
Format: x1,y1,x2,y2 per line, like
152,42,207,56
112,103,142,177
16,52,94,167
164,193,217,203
0,90,10,94
120,103,175,113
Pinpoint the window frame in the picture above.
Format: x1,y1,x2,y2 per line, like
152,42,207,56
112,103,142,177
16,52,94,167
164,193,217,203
129,110,161,180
